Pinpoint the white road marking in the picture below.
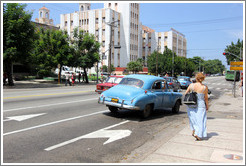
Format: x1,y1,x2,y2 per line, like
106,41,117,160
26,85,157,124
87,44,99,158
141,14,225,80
3,98,98,113
3,113,46,122
3,110,108,136
45,121,131,151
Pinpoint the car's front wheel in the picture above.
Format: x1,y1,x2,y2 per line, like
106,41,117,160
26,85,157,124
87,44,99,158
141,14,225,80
172,100,180,114
142,104,153,118
108,106,119,113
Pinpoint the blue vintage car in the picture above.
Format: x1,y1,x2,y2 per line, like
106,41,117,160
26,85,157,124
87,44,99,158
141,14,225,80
177,76,192,89
98,75,183,118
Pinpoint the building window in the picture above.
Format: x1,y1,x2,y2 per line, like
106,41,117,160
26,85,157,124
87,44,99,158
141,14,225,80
45,12,48,18
102,17,105,23
102,41,105,47
40,11,42,17
115,3,118,7
88,6,90,10
109,3,111,7
71,21,73,26
95,18,99,24
87,19,89,24
65,21,67,26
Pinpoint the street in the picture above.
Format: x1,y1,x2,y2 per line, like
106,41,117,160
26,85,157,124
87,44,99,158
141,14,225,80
2,76,242,163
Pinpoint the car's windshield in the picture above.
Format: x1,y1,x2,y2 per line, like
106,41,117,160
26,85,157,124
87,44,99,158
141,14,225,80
106,77,116,83
119,78,144,88
114,77,123,84
178,77,189,81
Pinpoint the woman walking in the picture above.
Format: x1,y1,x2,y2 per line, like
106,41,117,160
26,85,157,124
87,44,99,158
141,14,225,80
185,72,209,141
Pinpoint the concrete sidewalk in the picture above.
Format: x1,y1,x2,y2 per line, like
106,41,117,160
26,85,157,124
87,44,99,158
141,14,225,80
121,91,244,164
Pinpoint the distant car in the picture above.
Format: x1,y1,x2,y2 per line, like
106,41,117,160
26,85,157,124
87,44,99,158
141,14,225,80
95,75,125,94
163,76,181,92
98,75,183,118
177,76,192,89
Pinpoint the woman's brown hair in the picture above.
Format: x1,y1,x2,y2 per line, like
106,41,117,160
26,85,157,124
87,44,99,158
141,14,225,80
195,72,205,83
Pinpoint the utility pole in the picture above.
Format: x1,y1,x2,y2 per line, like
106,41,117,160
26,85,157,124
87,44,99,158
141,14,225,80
106,20,119,75
172,51,174,77
156,46,159,76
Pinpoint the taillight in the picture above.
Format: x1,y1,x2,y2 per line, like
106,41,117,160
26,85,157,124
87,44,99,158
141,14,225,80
169,82,173,85
145,90,147,94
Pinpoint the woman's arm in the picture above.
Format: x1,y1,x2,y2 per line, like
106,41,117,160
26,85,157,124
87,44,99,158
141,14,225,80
204,86,209,111
185,84,192,95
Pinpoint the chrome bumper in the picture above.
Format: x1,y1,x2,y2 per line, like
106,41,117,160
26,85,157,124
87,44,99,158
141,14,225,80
98,97,140,110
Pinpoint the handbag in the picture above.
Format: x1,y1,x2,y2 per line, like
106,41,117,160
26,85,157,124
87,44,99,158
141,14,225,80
183,84,197,105
183,91,197,105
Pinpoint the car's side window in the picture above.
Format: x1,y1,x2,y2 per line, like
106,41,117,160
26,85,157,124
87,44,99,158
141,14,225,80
152,81,162,90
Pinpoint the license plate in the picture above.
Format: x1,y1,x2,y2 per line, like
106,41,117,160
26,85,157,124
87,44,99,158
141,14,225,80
111,98,118,103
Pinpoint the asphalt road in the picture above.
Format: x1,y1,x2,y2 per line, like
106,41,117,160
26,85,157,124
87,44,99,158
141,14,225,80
2,76,235,163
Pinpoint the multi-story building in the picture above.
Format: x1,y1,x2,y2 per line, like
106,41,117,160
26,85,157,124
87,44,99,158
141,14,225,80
59,3,186,74
141,26,187,63
60,3,142,74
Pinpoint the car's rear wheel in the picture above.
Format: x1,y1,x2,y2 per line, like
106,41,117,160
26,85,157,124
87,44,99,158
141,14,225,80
108,106,119,113
172,100,180,114
142,104,152,118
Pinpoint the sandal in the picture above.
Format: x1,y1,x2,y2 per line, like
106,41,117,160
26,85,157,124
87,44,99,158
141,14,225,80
194,135,202,141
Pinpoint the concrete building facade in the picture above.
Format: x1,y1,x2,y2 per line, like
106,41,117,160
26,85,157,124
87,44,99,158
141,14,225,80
58,3,186,74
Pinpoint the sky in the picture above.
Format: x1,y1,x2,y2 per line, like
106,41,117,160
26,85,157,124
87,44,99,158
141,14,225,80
22,1,244,70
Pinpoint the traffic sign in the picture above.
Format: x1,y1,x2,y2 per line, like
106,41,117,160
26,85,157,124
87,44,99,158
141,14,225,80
230,61,243,70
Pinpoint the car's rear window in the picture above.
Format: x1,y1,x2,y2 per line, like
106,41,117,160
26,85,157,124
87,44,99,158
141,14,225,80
119,78,144,88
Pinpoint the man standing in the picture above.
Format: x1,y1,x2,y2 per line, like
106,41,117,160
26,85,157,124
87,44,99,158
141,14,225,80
78,72,81,83
65,72,71,86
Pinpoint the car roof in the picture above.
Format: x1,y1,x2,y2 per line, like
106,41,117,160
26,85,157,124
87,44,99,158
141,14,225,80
125,74,163,82
109,75,125,78
178,76,190,78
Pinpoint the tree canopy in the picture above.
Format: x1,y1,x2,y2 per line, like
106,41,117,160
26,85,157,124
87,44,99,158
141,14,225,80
224,39,243,65
71,28,100,83
3,3,35,85
32,28,72,78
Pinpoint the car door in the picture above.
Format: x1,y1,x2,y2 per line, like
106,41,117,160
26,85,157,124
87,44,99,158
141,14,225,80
151,80,164,109
162,81,173,108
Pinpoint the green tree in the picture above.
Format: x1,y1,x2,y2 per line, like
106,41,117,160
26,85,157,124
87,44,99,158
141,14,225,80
224,39,243,65
127,60,143,74
71,28,100,83
32,28,72,80
190,56,205,72
204,59,225,74
3,3,35,85
147,48,174,75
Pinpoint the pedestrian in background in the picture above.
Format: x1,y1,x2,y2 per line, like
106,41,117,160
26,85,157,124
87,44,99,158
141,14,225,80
65,72,71,86
71,73,75,86
240,77,243,97
3,72,7,85
78,72,81,83
185,72,209,141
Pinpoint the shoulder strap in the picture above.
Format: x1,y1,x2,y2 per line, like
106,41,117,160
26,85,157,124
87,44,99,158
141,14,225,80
202,85,206,93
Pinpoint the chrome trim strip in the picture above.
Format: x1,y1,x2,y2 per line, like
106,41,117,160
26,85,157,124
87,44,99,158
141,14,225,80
99,100,140,110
